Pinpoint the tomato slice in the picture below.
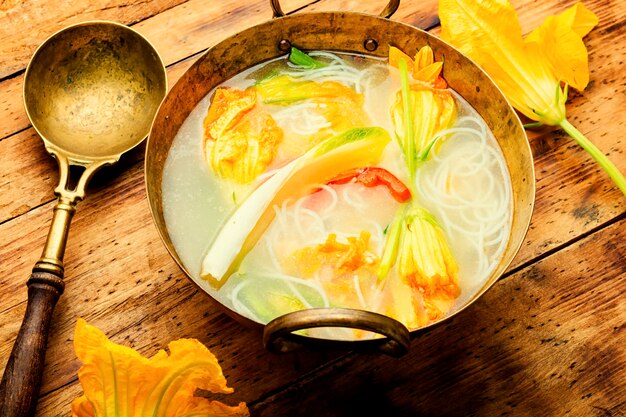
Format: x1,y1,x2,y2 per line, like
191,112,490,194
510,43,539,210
327,167,411,203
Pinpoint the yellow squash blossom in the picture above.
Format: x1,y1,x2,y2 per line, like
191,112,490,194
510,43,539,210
388,46,457,172
439,0,626,196
378,49,460,307
391,86,457,156
256,75,370,154
71,319,249,417
389,45,447,89
204,87,283,184
396,208,459,298
284,231,376,278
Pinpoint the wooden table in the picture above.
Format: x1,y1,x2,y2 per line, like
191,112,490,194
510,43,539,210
1,0,624,415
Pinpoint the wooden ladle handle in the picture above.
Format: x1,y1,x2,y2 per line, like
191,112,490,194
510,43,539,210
0,272,64,417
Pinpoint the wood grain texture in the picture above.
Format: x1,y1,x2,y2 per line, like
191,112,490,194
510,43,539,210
0,0,313,141
251,218,626,416
0,0,624,415
0,0,623,248
0,0,189,80
0,163,349,409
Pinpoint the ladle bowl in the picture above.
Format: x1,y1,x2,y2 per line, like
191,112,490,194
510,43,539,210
0,21,166,416
24,22,166,162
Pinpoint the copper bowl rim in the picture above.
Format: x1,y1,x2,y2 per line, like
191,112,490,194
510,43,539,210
145,10,536,349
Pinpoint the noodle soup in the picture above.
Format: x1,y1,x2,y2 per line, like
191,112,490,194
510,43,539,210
162,49,512,338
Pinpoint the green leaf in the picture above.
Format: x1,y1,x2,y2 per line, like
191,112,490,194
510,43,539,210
377,205,407,281
289,46,327,69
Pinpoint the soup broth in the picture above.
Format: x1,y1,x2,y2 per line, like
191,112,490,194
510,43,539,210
162,50,513,336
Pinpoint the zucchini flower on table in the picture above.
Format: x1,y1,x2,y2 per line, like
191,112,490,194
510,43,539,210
378,46,460,304
439,0,626,196
71,319,249,417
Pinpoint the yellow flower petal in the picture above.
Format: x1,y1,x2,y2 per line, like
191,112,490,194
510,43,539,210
71,319,249,417
439,0,525,66
396,207,459,298
388,45,415,73
525,3,598,90
439,0,568,124
413,62,443,85
414,45,434,72
384,272,427,330
71,396,95,417
557,2,599,38
204,87,283,184
392,87,457,152
478,49,562,123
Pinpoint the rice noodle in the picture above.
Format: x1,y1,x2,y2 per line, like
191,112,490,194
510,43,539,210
281,51,386,95
353,274,367,309
229,271,332,323
193,55,513,335
341,187,367,209
229,278,265,323
272,102,331,135
416,114,512,281
317,184,339,215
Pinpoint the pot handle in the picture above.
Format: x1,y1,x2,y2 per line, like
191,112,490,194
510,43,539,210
263,308,410,357
270,0,400,19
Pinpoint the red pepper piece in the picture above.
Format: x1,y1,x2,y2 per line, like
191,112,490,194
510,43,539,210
327,167,411,202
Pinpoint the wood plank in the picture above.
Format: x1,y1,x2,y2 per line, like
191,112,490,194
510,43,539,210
287,0,440,29
0,0,293,141
0,0,439,141
0,129,58,220
1,0,623,263
0,76,24,140
0,53,194,224
0,0,188,79
251,217,626,416
0,0,624,414
0,160,348,408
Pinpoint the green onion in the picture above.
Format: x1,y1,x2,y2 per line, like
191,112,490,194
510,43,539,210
289,46,326,69
377,205,406,282
254,69,280,86
399,58,417,193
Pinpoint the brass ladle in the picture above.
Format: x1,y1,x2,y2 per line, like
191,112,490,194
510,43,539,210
0,21,166,416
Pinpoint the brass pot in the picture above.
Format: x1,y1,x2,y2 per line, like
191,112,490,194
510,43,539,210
145,1,535,357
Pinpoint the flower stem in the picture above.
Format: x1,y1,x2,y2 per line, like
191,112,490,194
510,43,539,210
559,118,626,197
399,58,417,191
